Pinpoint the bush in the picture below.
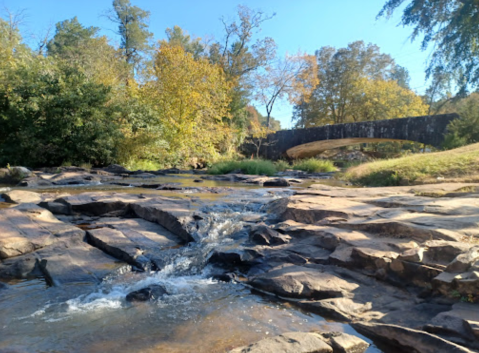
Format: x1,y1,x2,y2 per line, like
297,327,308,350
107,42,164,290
124,159,164,171
274,160,290,171
208,159,277,176
292,158,337,173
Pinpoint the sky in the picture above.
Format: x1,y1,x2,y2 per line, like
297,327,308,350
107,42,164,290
2,0,431,129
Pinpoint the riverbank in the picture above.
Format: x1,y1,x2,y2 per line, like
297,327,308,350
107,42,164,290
343,142,479,186
1,167,479,352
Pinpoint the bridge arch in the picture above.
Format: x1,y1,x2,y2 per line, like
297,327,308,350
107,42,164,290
241,113,459,160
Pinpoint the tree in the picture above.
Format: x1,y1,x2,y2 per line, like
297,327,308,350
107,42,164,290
141,44,232,164
165,25,205,59
0,61,123,167
378,0,479,94
108,0,152,67
47,17,99,57
209,5,277,139
292,41,421,128
254,53,318,129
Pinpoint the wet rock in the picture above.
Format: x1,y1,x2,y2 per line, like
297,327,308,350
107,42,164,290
229,331,333,353
17,176,53,187
35,241,125,286
211,272,237,282
0,253,41,279
194,179,204,183
320,332,369,353
248,264,358,300
208,249,263,270
87,228,150,271
352,322,474,353
263,178,291,187
1,190,43,204
126,284,168,302
250,225,291,246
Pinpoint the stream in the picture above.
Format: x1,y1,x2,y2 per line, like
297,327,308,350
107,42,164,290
0,174,386,353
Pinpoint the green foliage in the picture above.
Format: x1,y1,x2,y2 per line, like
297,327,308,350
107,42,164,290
274,160,290,171
0,62,123,167
443,94,479,149
110,0,153,66
124,159,163,171
379,0,479,94
208,159,277,176
292,158,337,173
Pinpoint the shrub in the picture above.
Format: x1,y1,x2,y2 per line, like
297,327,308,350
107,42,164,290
292,158,337,173
208,159,277,176
274,160,290,171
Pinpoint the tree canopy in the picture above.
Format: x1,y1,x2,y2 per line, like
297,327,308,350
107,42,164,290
379,0,479,94
292,41,426,128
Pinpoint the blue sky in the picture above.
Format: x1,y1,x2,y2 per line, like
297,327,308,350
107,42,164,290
2,0,430,129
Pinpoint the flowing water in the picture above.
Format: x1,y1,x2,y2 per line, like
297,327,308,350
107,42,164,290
0,175,386,353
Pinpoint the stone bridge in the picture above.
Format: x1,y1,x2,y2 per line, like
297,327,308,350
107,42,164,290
242,113,459,160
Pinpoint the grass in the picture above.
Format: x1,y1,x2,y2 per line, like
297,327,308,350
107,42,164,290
292,158,337,173
343,142,479,186
208,159,277,176
274,160,290,172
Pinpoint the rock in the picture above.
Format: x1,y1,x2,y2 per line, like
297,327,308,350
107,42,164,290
229,331,333,353
17,176,53,187
248,264,358,300
352,322,474,353
87,228,150,271
269,196,381,224
320,332,369,353
130,196,198,243
39,201,71,215
263,178,291,187
423,241,471,265
48,172,101,185
194,179,204,183
1,190,43,204
297,297,372,322
446,247,479,273
250,225,291,246
0,206,58,259
126,284,168,302
398,247,425,263
103,164,131,174
0,253,41,279
208,249,263,270
35,241,125,286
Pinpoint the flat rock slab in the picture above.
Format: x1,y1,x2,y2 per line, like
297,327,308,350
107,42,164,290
248,264,359,300
0,206,59,259
1,190,43,204
352,322,475,353
270,196,381,224
35,240,125,286
229,332,333,353
56,192,199,242
300,183,479,199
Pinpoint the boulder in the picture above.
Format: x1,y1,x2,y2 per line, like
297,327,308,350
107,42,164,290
263,178,291,187
446,247,479,273
320,332,369,353
126,284,168,302
1,190,43,204
250,225,291,246
229,332,333,353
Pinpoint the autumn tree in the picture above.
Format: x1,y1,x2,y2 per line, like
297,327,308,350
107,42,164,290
141,44,232,164
254,52,318,129
378,0,479,95
292,41,423,128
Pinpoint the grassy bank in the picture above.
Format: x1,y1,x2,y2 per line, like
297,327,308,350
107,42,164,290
208,158,337,176
343,143,479,186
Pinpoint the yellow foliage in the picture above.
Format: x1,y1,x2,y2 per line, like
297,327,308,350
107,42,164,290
143,43,233,162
